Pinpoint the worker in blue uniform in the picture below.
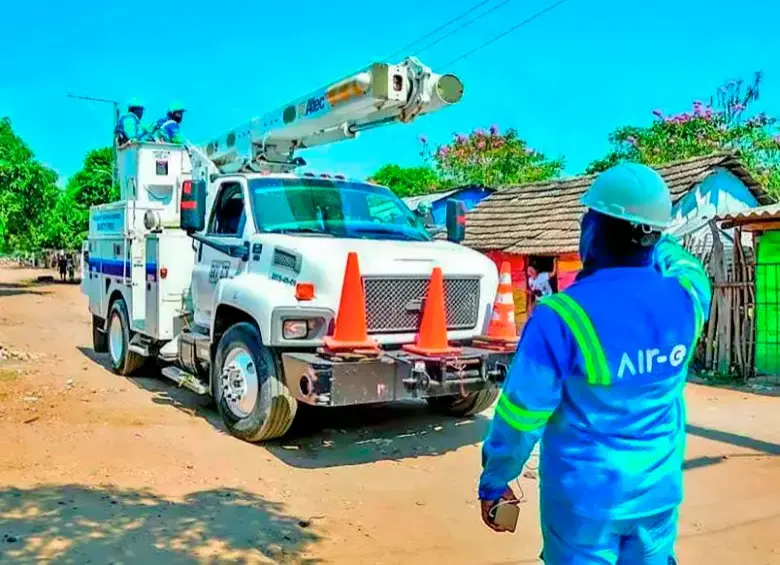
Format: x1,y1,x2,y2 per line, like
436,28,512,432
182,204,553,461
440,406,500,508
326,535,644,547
151,102,186,144
478,162,712,564
114,97,147,146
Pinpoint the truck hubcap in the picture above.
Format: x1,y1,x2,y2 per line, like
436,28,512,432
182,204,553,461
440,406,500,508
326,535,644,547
109,312,124,364
221,347,258,418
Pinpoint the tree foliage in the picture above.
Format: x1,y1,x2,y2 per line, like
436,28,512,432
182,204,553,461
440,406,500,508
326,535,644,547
368,164,443,198
587,72,780,199
424,126,564,187
0,117,60,254
0,116,117,255
48,148,118,250
372,126,564,197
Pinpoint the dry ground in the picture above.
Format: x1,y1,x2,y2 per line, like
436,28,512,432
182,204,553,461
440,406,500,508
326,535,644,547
0,265,779,564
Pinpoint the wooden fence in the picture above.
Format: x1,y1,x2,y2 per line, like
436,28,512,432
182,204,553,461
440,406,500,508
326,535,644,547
687,222,756,380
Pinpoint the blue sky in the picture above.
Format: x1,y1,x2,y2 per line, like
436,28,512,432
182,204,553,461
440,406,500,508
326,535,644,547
1,0,778,185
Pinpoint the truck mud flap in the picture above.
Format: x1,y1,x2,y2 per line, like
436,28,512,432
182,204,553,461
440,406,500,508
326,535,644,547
280,347,512,407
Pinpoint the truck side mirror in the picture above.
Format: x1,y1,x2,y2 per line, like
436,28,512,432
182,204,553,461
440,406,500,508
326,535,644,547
180,179,206,233
446,199,466,243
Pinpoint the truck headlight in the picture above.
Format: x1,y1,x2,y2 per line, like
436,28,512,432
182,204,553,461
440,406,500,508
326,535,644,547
282,318,327,340
283,320,308,339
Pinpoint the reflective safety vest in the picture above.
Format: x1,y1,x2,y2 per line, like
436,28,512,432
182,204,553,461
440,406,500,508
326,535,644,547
539,284,704,387
115,113,141,145
150,118,181,143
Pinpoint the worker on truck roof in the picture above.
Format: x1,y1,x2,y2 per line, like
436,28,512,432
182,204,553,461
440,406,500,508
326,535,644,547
114,97,147,146
478,163,712,564
151,102,186,144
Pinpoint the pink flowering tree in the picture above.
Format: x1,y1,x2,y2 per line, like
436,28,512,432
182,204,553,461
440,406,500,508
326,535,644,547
587,72,780,199
423,126,564,187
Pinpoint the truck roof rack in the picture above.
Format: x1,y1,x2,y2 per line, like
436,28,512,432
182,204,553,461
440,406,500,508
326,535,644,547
196,57,463,175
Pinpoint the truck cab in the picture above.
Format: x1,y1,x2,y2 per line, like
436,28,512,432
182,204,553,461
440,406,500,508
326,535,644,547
191,173,497,346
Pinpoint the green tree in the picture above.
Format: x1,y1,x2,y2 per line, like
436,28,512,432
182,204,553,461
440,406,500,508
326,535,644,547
368,163,444,197
48,147,118,249
587,72,780,200
424,126,565,187
0,117,59,254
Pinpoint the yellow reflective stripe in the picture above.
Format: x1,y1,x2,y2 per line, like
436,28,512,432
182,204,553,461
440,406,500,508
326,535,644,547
495,401,547,432
498,393,552,422
540,296,601,385
541,294,612,386
556,294,612,387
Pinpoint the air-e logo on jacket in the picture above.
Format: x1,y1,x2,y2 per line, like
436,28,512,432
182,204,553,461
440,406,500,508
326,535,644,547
616,345,688,379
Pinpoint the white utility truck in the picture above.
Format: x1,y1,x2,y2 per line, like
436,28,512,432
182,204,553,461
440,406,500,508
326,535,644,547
82,57,513,442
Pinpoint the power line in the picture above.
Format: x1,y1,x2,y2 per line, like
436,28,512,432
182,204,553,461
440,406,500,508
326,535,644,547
413,0,515,57
438,0,573,67
384,0,495,61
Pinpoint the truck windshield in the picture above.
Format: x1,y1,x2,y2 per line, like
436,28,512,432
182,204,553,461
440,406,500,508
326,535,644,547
249,177,431,242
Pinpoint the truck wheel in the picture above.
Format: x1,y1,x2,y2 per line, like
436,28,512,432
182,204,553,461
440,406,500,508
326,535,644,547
92,315,108,353
212,322,297,442
426,388,500,417
107,298,145,376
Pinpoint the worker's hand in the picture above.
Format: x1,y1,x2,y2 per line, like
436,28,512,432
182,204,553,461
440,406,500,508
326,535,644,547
479,486,519,533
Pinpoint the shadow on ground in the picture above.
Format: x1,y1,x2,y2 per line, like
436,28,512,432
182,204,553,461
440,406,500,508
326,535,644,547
687,424,780,456
268,402,491,469
0,485,322,564
683,452,777,471
76,347,491,469
0,281,53,299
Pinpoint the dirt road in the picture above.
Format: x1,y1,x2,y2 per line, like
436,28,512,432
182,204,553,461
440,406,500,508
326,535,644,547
1,265,779,564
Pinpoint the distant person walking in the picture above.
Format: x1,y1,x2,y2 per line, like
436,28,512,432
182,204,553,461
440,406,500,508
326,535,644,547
57,253,67,282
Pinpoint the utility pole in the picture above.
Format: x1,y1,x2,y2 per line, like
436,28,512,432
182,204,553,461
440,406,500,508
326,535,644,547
66,93,120,187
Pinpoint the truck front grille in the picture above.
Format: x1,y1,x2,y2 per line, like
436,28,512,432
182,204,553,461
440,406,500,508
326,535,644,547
362,276,480,334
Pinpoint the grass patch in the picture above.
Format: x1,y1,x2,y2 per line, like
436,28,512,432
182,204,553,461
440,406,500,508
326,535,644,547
0,368,21,382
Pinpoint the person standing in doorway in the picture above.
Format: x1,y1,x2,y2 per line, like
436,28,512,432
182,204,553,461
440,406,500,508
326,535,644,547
527,261,556,302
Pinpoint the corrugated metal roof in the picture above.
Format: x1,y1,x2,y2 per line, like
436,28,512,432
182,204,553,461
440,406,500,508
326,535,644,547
718,203,780,224
403,189,460,209
403,185,494,209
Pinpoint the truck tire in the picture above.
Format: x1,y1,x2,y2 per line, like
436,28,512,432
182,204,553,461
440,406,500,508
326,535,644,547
92,315,108,353
212,322,297,442
426,388,500,417
107,298,145,376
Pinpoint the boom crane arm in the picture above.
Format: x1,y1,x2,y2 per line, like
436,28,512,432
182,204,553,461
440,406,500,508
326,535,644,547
196,57,464,175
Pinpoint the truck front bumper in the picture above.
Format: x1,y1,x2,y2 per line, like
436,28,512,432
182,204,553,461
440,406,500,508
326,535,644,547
280,346,512,407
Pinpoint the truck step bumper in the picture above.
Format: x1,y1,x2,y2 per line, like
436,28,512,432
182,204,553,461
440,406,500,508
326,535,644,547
280,347,512,407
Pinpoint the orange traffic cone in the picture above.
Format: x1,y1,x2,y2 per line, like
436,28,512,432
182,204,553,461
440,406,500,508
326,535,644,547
323,252,379,353
477,262,519,347
403,267,462,357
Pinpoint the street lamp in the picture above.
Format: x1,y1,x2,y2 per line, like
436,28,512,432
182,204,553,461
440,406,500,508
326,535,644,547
66,93,120,187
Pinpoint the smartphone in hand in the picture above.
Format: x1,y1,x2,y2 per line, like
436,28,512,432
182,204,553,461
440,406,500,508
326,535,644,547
489,502,520,532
